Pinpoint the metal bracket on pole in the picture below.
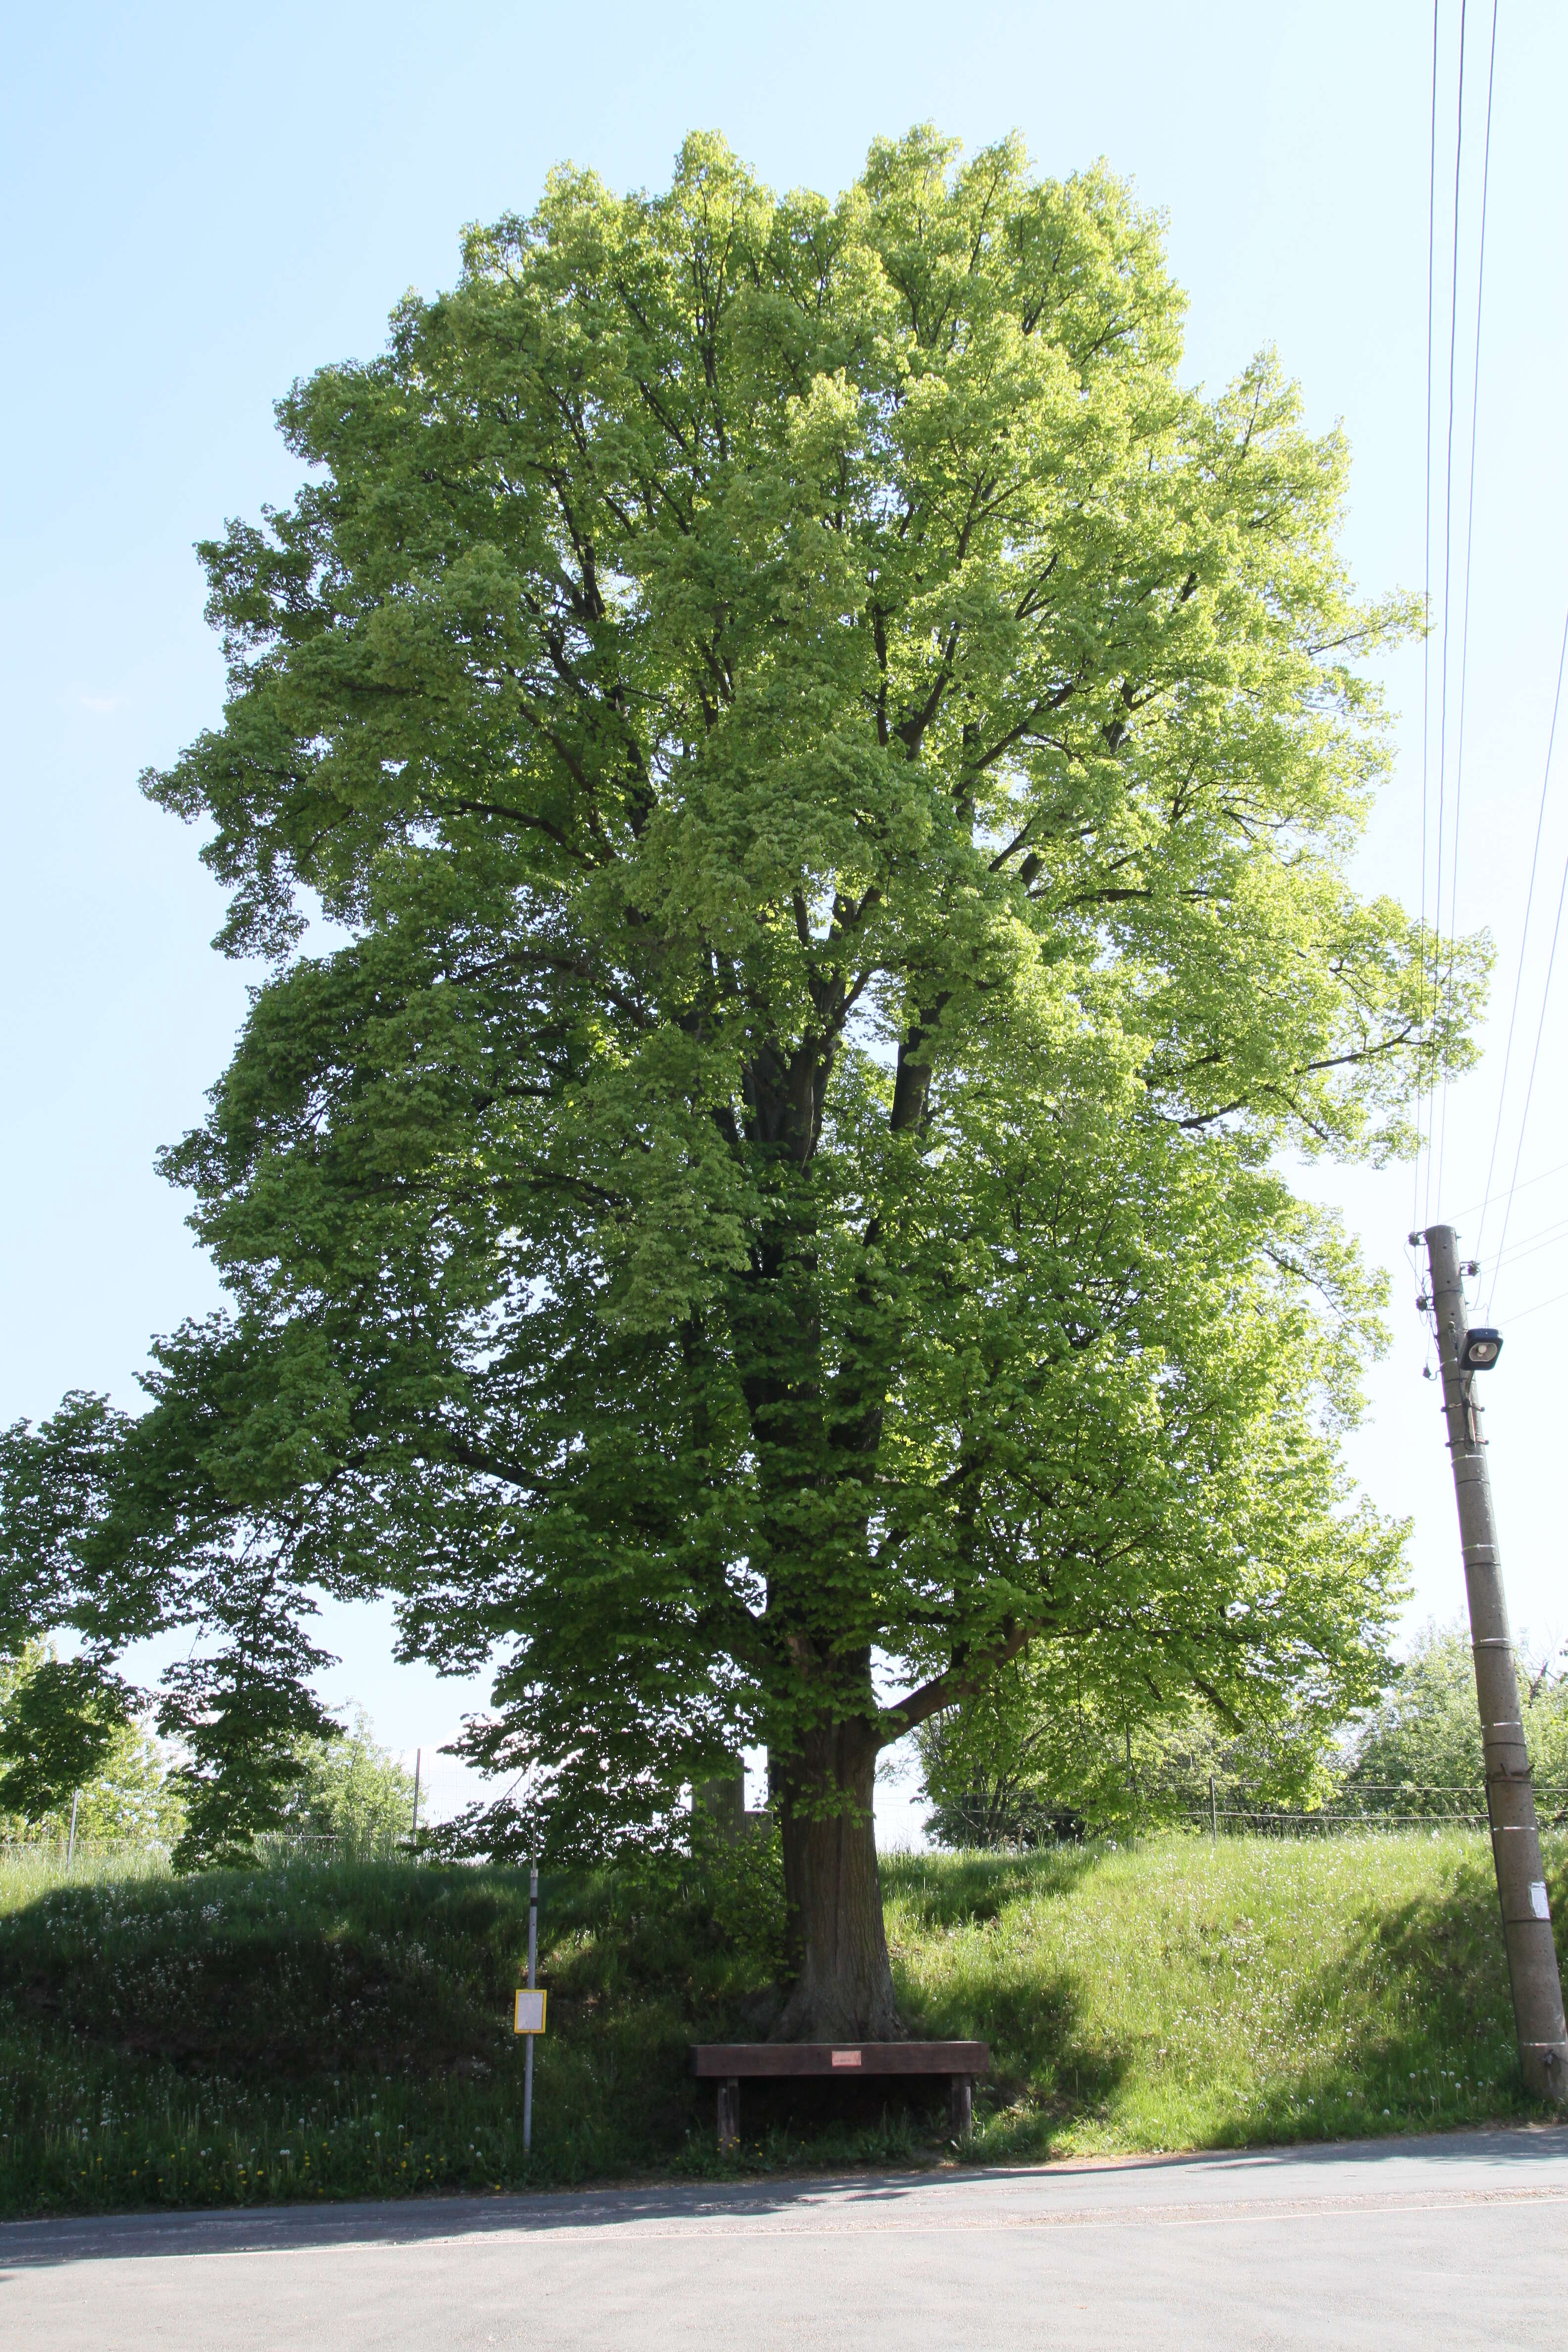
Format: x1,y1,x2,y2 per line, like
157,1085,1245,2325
1423,1225,1568,2103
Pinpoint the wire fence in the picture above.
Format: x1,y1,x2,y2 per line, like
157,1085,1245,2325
938,1781,1568,1849
252,1829,419,1866
0,1829,423,1875
1182,1784,1568,1838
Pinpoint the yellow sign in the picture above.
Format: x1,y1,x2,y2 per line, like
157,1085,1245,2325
513,1988,547,2035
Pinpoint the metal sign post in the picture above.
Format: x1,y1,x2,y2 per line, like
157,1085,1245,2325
524,1864,539,2153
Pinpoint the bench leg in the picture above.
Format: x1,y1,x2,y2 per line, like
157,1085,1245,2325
717,2077,740,2152
949,2074,973,2140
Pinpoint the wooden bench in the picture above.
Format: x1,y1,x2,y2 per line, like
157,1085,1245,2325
689,2041,990,2150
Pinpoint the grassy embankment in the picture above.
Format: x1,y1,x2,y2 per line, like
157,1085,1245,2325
1,1829,1564,2219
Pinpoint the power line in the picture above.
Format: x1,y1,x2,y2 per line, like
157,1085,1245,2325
1426,0,1468,1227
1413,0,1441,1248
1447,1152,1568,1225
1502,1283,1568,1330
1486,705,1568,1321
1488,1218,1568,1278
1488,1205,1568,1259
1434,0,1498,1211
1475,608,1568,1277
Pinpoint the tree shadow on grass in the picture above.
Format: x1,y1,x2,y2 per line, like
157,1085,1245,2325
1244,1840,1568,2144
881,1845,1097,1931
0,1862,538,2081
880,1846,1123,2157
893,1955,1125,2159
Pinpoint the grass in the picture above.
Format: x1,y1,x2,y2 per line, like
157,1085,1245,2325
0,1829,1563,2218
883,1832,1568,2158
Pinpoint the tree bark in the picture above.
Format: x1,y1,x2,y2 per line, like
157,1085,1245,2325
772,1715,901,2042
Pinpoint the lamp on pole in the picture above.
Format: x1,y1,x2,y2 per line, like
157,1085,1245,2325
1419,1224,1567,2103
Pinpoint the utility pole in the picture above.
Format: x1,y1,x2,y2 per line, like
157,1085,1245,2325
410,1748,421,1850
1421,1223,1567,2103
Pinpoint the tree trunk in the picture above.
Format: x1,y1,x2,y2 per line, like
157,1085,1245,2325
772,1716,901,2042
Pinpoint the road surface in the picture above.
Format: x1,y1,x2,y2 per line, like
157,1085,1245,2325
2,2125,1565,2349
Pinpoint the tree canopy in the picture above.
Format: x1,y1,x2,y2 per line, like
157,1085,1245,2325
0,128,1481,2032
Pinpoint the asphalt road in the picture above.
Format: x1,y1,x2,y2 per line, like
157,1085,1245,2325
3,2126,1565,2351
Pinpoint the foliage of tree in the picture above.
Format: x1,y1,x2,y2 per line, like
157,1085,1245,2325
0,129,1481,2031
0,1645,185,1850
0,1390,341,1872
915,1641,1342,1846
0,1647,132,1820
163,1643,342,1874
923,1618,1568,1845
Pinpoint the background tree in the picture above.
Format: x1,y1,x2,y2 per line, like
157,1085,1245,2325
0,1644,185,1850
64,1720,187,1851
0,129,1479,2035
278,1710,418,1856
0,1649,132,1823
917,1636,1365,1848
1344,1620,1568,1817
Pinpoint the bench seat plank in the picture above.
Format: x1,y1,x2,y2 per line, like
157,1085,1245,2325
689,2040,988,2078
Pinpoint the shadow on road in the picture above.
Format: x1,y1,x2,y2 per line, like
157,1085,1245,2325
2,2122,1564,2273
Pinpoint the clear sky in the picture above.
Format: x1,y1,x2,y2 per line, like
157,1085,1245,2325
4,1,1566,1843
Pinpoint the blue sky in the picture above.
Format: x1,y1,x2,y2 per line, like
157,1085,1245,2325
4,2,1567,1838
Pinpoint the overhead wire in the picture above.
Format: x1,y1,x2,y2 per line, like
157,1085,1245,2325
1425,0,1469,1228
1501,1283,1568,1329
1434,0,1498,1212
1487,1201,1568,1253
1402,13,1568,1345
1486,761,1568,1319
1486,1215,1568,1274
1474,608,1568,1270
1445,1154,1568,1225
1413,0,1441,1255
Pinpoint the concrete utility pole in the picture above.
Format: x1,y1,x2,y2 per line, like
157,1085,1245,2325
1422,1223,1568,2103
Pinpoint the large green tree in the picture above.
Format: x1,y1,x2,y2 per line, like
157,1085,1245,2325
1,130,1478,2035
